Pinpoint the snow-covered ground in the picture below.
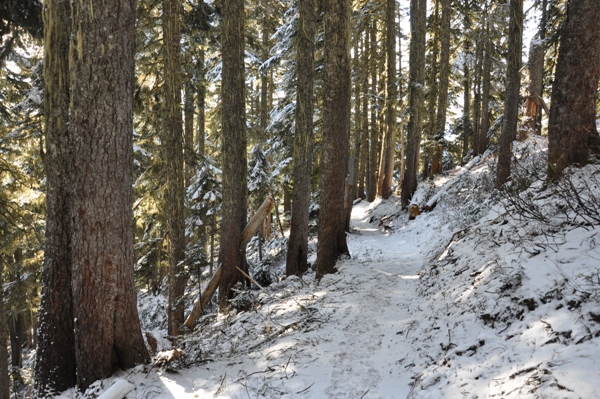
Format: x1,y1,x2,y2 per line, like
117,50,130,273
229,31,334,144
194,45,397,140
56,137,600,399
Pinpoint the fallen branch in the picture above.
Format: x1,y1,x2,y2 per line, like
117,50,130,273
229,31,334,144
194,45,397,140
236,266,264,290
183,266,221,329
241,196,274,247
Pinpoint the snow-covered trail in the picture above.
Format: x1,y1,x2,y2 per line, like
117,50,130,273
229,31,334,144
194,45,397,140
309,200,444,398
71,200,450,399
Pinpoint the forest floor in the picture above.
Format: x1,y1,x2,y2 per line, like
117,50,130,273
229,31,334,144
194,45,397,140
52,136,600,399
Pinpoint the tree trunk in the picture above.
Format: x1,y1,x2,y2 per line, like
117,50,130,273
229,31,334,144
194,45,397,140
219,0,248,309
431,0,451,175
0,266,9,399
8,313,24,367
315,0,351,279
366,19,378,202
379,0,397,199
522,37,544,139
547,0,600,180
286,0,316,277
479,21,492,155
184,83,195,186
472,33,484,156
495,0,523,189
260,11,269,134
35,0,77,393
424,0,440,180
401,0,427,208
197,41,206,156
358,30,369,199
69,0,150,389
163,0,187,336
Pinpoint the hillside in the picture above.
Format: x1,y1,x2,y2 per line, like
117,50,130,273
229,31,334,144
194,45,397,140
56,136,600,399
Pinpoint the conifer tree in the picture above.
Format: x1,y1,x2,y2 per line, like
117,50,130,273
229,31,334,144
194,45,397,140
219,0,248,308
315,0,351,278
495,0,523,189
401,0,427,207
547,0,600,180
286,0,316,276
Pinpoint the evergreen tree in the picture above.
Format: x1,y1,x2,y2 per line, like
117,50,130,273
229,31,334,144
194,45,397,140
401,0,427,207
219,0,248,308
495,0,523,189
286,0,316,277
547,0,600,180
162,0,187,336
35,0,75,392
36,0,150,391
315,0,351,279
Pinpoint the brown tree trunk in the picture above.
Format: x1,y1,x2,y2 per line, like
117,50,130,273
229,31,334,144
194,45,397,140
424,0,440,180
366,19,378,202
8,313,24,367
401,0,427,207
380,0,397,199
219,0,248,308
184,84,195,186
479,20,492,155
431,0,451,175
495,0,523,189
35,0,77,393
163,0,187,335
547,0,600,180
0,266,9,399
286,0,316,277
358,31,369,199
69,0,150,389
197,41,206,156
315,0,351,279
522,38,544,139
260,11,270,134
472,33,484,156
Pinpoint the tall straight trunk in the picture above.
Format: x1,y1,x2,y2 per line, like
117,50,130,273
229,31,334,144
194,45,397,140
260,12,269,134
472,34,484,156
366,19,378,202
315,0,351,279
69,0,150,389
0,265,8,399
358,30,369,199
184,83,195,185
35,0,76,393
495,0,523,189
398,9,405,191
431,0,451,175
401,0,427,207
379,0,397,199
197,42,206,156
345,30,361,230
547,0,600,180
219,0,247,307
163,0,187,335
479,22,492,154
424,0,440,179
286,0,315,277
522,38,544,138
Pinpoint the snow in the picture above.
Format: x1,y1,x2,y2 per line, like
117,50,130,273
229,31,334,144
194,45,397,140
52,137,600,399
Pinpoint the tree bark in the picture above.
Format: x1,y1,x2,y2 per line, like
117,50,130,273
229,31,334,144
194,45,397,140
315,0,351,279
163,0,187,336
69,0,150,389
401,0,427,208
35,0,76,393
286,0,315,277
431,0,451,175
495,0,523,189
379,0,397,199
522,38,544,139
479,20,492,155
366,19,378,202
0,266,8,399
547,0,600,180
358,30,369,199
219,0,248,308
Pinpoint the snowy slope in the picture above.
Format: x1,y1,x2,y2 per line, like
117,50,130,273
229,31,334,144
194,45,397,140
55,137,600,399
